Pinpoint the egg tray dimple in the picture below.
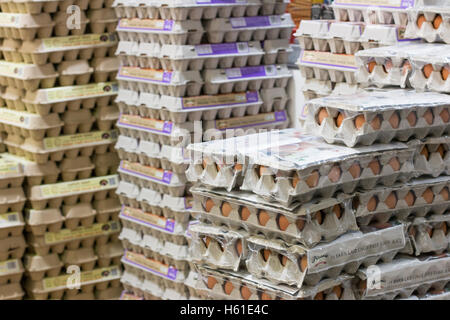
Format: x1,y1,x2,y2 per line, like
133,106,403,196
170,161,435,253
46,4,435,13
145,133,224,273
0,258,24,285
305,89,450,148
0,187,26,214
0,235,26,261
356,254,450,300
400,283,450,300
406,214,450,256
405,7,450,44
0,211,25,240
409,137,450,178
0,282,24,300
95,105,120,132
88,8,118,34
355,176,450,226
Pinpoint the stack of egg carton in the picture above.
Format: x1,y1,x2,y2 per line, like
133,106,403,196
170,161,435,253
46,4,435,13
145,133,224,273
0,155,26,300
112,0,295,300
0,0,124,300
294,0,420,121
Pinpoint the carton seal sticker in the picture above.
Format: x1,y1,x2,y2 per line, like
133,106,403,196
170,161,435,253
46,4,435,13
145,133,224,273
120,206,176,233
123,251,178,281
0,259,20,275
0,212,22,228
43,130,118,151
44,221,121,245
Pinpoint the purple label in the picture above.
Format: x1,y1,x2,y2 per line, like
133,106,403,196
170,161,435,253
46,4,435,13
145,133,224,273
231,16,279,29
163,20,174,30
275,111,287,122
119,161,173,185
246,91,259,103
181,91,260,110
334,0,414,9
226,66,270,79
124,251,178,281
162,121,173,134
167,266,178,280
162,72,173,83
162,171,173,184
195,43,245,56
196,0,240,3
119,206,176,233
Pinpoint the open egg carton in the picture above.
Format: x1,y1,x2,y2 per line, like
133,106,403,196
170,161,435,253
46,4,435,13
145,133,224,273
355,254,450,300
191,187,358,248
0,0,115,14
196,265,357,300
406,214,450,256
304,89,450,148
355,176,450,226
408,136,450,178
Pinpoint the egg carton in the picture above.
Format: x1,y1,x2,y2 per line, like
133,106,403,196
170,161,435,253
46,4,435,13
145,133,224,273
191,187,357,248
401,283,450,300
25,265,122,300
405,5,450,44
0,155,24,188
95,105,119,132
88,8,118,34
53,10,90,37
4,130,118,164
119,289,144,300
188,223,247,272
92,57,120,83
93,198,122,223
408,44,450,93
0,187,26,214
60,247,101,271
407,214,450,256
14,82,118,116
0,258,24,285
0,235,26,260
94,153,120,177
23,253,63,281
0,211,24,240
0,283,24,300
331,0,412,26
0,61,57,91
355,176,450,227
96,241,123,267
0,0,113,14
56,60,94,86
0,12,55,41
408,137,450,178
356,254,450,299
300,79,362,101
26,220,121,256
305,89,450,147
95,286,124,300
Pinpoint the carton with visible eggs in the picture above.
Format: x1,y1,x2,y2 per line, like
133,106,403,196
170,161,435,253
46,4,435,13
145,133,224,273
401,283,450,300
407,214,450,256
408,137,450,178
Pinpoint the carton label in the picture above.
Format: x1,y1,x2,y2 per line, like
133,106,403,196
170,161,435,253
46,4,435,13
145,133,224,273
231,16,282,28
0,13,21,27
0,108,35,128
226,65,276,79
334,0,414,9
0,259,20,275
300,51,357,70
120,206,175,233
0,61,24,77
118,19,174,31
118,67,173,83
43,130,117,151
181,91,259,110
44,82,118,102
118,114,173,134
44,221,121,245
37,175,119,199
214,110,287,130
195,42,249,56
41,33,117,50
197,0,247,3
0,161,20,176
120,161,173,184
43,266,121,291
123,251,178,281
0,212,21,228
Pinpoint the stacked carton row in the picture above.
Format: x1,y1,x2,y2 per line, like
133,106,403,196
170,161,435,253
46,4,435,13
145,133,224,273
112,0,295,300
0,0,124,300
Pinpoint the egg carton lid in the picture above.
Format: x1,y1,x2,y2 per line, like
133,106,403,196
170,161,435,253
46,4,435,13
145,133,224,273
414,0,450,7
331,0,414,10
25,208,64,226
62,110,96,126
120,269,142,289
0,12,55,28
360,24,421,45
62,203,96,219
0,283,24,300
0,108,63,130
328,21,365,41
117,113,196,135
24,253,62,272
117,67,203,86
0,87,23,100
93,152,120,167
116,180,140,199
0,155,23,179
408,136,450,147
137,187,162,205
189,223,246,241
413,3,450,13
0,61,58,80
355,42,429,59
91,57,120,73
206,14,295,32
116,89,139,107
141,278,164,298
0,188,26,205
408,44,450,64
142,233,190,261
0,38,21,52
295,20,331,38
58,60,93,76
0,235,26,252
61,248,98,265
0,153,59,177
262,39,293,54
115,135,139,153
119,227,142,246
162,194,193,211
156,0,262,7
161,144,190,164
410,212,450,226
137,139,161,158
117,18,204,34
116,40,140,56
93,198,122,215
88,8,118,23
96,241,124,259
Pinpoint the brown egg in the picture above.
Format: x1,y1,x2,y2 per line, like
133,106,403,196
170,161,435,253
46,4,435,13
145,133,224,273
205,199,215,212
402,60,412,75
335,112,345,127
442,66,450,80
389,112,400,129
409,226,417,238
203,236,211,248
234,163,243,172
367,61,377,73
385,192,397,209
352,197,360,211
333,286,343,299
423,188,435,204
317,108,329,125
240,286,252,300
314,292,324,300
328,165,342,183
423,64,434,78
359,280,367,292
299,255,308,272
437,145,446,158
306,170,320,188
404,191,416,206
218,241,225,252
333,204,342,219
235,240,243,256
215,163,221,172
440,109,450,123
259,166,270,177
354,115,366,130
349,162,361,179
224,281,234,295
371,116,382,130
407,112,417,127
277,214,290,231
389,157,401,172
258,210,270,226
261,292,272,300
262,249,271,262
221,202,232,217
420,146,430,160
279,254,288,266
315,211,324,225
367,196,378,212
430,289,445,295
417,14,427,28
433,15,443,29
383,60,393,73
442,223,448,235
296,218,305,232
292,172,300,188
207,277,217,289
240,206,251,221
423,109,434,125
426,227,433,238
202,159,208,169
440,187,449,201
368,159,381,175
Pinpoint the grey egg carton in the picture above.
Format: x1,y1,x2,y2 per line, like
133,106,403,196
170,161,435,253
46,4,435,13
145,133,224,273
305,89,450,147
356,254,450,299
195,266,356,300
355,176,450,226
191,187,357,248
298,58,357,85
400,283,450,300
408,137,450,178
300,79,361,101
112,0,289,20
407,214,450,256
245,225,407,288
331,1,411,27
0,258,24,285
405,5,450,44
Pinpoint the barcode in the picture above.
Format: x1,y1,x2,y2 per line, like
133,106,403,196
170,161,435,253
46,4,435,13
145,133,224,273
110,268,118,276
108,178,116,186
195,45,212,55
237,43,248,53
110,222,119,231
7,261,16,270
265,65,276,76
226,68,242,79
8,214,18,222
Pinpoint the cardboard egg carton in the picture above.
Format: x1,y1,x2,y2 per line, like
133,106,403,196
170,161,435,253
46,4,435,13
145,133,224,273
245,225,407,288
0,12,55,41
26,220,121,256
355,176,450,226
56,60,94,86
61,247,100,271
112,0,289,20
88,8,118,34
0,211,24,240
0,283,24,300
407,214,450,256
95,104,119,132
188,223,247,272
0,258,24,285
17,81,118,115
331,0,412,26
195,266,356,300
191,187,357,248
93,198,122,223
96,241,123,268
92,152,120,177
0,61,57,91
304,89,450,147
0,0,115,14
4,130,118,164
409,137,450,178
356,254,450,300
53,10,90,37
91,57,120,83
95,286,124,300
0,187,26,214
0,154,24,188
405,3,450,44
0,235,26,260
25,265,122,300
24,253,63,281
